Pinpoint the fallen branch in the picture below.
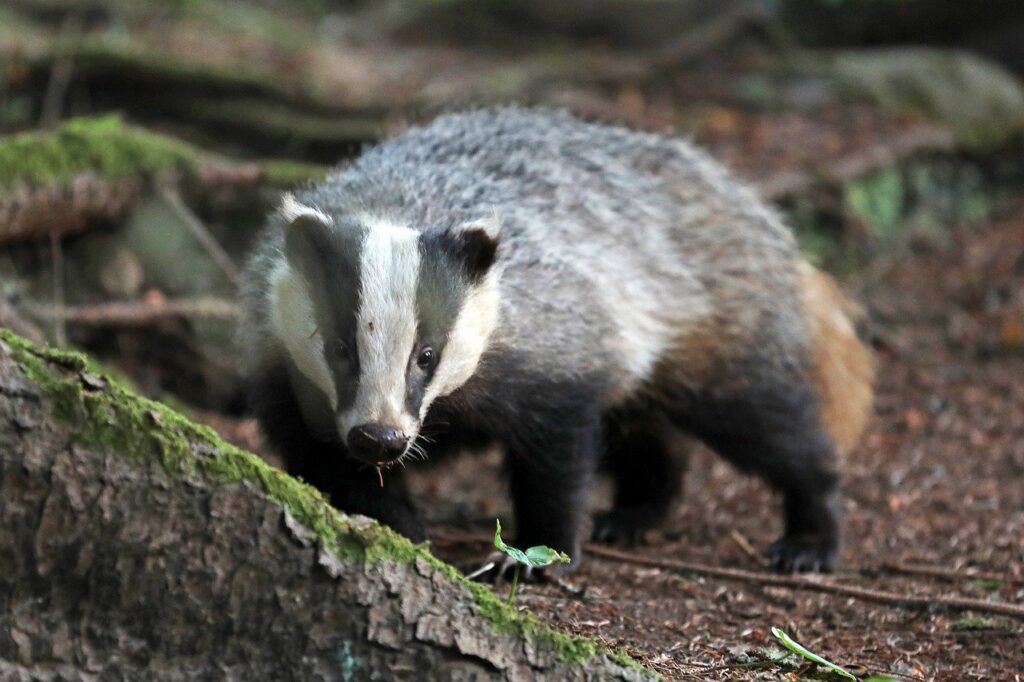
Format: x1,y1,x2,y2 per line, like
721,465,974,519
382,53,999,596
0,173,143,244
729,529,769,568
28,297,241,326
160,188,241,285
432,530,1024,621
0,117,325,245
878,562,1024,586
584,544,1024,621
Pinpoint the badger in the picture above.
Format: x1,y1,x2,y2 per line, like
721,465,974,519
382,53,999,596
239,108,873,573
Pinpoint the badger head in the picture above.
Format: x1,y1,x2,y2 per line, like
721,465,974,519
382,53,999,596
269,194,501,466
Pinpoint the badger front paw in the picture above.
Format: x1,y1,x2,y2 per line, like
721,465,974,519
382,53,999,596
766,535,838,573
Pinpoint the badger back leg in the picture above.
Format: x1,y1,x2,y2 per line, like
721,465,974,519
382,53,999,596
249,360,427,543
592,410,689,546
661,263,872,572
678,378,842,572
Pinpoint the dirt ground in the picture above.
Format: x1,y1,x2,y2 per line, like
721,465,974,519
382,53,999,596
399,204,1024,681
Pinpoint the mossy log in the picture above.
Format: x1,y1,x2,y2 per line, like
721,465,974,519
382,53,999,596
0,329,653,681
0,116,328,245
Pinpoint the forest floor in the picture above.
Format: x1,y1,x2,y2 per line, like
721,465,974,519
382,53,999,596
3,4,1023,678
408,203,1024,681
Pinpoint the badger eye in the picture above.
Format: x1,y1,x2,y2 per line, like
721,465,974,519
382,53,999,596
416,347,436,370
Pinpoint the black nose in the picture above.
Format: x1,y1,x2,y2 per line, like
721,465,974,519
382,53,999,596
347,424,408,463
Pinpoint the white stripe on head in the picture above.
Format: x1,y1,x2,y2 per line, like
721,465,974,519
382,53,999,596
269,261,337,407
340,217,421,439
420,268,501,417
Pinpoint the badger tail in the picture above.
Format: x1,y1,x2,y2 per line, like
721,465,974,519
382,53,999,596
798,261,875,457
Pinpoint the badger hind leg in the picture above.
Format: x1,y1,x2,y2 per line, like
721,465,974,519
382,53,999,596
680,378,842,572
591,411,688,546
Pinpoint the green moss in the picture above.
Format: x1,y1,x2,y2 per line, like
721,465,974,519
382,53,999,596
261,159,331,187
466,576,650,672
784,154,1007,275
468,583,597,662
828,48,1024,150
844,168,904,238
951,616,996,631
0,115,335,192
0,328,652,676
970,578,1003,591
0,115,200,189
0,5,36,41
181,1,314,54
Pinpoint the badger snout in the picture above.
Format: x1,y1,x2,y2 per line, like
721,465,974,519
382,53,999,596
347,424,409,463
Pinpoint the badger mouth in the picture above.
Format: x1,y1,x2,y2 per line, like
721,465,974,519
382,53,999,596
348,432,429,470
358,436,431,488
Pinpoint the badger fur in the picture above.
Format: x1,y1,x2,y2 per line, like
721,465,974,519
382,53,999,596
239,108,873,573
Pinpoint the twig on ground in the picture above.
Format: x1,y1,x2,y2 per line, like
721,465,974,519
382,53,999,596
878,562,1023,586
585,544,1024,621
730,529,769,567
429,529,1024,619
548,573,587,599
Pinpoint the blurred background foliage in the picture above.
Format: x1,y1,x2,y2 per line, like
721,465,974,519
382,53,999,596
0,0,1022,414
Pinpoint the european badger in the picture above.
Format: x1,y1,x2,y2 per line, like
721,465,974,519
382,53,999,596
240,108,873,573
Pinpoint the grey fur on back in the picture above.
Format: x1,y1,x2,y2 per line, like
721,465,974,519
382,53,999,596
242,107,808,408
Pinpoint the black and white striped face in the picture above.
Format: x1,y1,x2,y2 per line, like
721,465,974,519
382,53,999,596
269,195,501,465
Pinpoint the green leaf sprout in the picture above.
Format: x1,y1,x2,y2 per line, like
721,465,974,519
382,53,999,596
493,519,571,602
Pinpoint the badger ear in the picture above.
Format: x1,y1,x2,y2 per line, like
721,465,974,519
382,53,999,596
279,194,334,275
446,218,500,282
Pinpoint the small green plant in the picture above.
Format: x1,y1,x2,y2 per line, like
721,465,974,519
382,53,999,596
771,627,857,680
493,519,571,603
951,616,996,631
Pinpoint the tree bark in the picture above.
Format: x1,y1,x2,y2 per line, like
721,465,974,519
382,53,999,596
0,330,652,681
